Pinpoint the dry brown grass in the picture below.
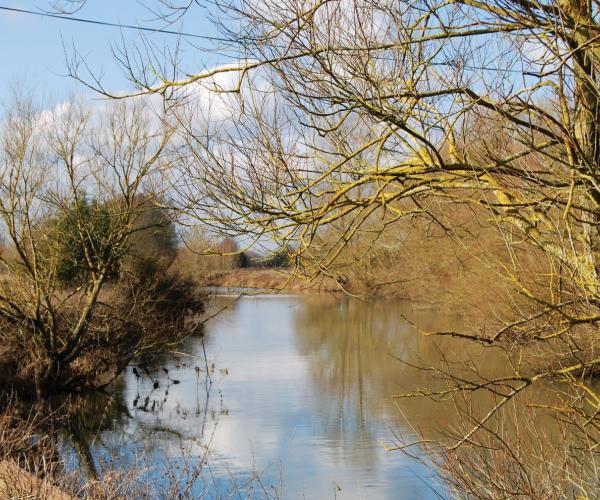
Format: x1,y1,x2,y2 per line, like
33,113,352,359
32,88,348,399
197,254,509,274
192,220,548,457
200,267,339,292
0,399,70,499
0,460,72,499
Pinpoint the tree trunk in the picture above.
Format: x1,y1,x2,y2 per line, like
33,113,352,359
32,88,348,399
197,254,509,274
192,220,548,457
562,0,600,293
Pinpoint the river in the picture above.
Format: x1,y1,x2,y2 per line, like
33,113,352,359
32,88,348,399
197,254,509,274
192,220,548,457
60,293,511,498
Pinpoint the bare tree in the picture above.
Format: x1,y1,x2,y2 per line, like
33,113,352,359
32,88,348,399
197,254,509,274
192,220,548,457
0,91,198,395
63,0,600,494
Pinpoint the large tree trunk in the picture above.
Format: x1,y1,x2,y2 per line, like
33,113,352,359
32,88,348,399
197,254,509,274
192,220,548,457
561,0,600,293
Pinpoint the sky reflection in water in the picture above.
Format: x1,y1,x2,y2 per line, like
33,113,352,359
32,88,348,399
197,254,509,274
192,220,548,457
64,295,449,499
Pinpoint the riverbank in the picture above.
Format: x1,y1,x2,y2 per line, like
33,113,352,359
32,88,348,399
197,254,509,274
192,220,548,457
200,268,341,293
0,269,205,398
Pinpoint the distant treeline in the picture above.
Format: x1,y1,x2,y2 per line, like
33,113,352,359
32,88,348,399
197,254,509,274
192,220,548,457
176,231,292,279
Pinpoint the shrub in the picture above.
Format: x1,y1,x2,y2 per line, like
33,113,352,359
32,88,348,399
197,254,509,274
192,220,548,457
48,195,178,287
50,197,119,286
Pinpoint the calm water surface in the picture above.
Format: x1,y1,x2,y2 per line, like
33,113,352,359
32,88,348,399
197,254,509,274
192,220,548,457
62,294,483,498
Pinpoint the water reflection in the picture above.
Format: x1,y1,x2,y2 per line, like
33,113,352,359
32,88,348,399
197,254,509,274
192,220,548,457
289,298,503,473
62,295,496,498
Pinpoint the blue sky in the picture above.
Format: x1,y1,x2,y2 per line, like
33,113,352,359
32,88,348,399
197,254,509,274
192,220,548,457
0,1,229,102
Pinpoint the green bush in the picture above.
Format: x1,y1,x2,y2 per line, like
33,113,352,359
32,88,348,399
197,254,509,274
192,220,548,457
47,195,178,287
52,197,119,286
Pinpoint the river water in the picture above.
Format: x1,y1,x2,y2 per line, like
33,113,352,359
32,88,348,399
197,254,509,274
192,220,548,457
61,293,505,498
